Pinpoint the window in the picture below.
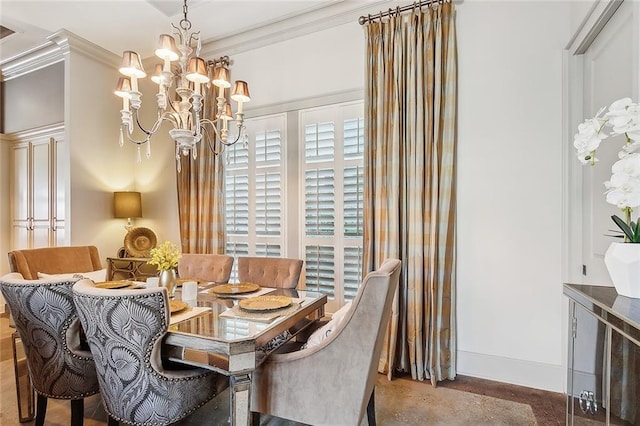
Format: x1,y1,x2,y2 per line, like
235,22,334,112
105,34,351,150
224,114,285,281
224,101,364,309
300,102,364,307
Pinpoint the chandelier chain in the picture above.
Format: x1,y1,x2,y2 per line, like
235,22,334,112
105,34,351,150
180,0,191,31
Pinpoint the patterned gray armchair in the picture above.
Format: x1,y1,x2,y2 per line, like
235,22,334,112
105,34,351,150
72,279,227,426
0,273,100,425
250,258,402,426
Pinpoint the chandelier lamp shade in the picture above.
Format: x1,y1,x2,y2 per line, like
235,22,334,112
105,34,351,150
114,0,251,170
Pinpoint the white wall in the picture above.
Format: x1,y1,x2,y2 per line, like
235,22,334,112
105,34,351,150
65,46,131,263
455,1,570,392
226,22,365,110
212,0,571,392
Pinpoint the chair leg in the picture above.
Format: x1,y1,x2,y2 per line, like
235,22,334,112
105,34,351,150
70,399,84,426
108,415,119,426
11,332,34,422
366,388,376,426
35,394,47,426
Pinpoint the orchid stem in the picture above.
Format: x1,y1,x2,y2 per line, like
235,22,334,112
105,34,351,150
625,207,632,243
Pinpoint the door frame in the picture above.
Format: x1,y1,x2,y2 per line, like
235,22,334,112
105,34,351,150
563,0,630,285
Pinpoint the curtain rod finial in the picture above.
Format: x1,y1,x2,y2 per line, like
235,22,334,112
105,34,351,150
358,15,367,25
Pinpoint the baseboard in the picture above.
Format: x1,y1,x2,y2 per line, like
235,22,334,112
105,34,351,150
457,350,565,393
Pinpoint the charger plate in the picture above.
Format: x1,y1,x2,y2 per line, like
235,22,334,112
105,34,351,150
239,295,291,312
95,280,133,289
210,283,260,296
169,300,188,314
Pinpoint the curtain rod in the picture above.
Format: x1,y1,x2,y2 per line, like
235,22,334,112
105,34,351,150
358,0,447,25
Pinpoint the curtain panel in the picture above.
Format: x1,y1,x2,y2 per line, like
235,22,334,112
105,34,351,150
363,1,457,385
176,82,226,254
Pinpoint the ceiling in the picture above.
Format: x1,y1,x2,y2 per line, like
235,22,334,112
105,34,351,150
0,0,362,64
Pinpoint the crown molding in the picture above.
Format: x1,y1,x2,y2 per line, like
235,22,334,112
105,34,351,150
201,0,391,58
47,29,120,68
1,29,119,81
0,41,62,81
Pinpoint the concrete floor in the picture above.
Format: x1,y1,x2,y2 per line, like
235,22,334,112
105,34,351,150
0,315,565,425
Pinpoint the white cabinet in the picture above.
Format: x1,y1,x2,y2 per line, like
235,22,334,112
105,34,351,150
10,126,67,249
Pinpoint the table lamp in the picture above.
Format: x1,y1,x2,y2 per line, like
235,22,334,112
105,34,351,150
113,191,142,231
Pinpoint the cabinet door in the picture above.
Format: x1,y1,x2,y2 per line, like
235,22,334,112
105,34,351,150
609,329,640,424
568,302,607,425
11,142,30,249
31,137,52,248
10,128,65,250
53,135,67,246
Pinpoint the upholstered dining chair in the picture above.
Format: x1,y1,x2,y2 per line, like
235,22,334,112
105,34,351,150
0,273,100,426
250,258,402,426
72,279,228,426
8,245,103,280
178,253,234,283
237,256,304,288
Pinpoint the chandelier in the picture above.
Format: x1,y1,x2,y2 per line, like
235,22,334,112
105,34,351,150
113,0,251,170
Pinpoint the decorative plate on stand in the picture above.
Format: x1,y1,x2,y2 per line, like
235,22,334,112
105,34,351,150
124,227,157,258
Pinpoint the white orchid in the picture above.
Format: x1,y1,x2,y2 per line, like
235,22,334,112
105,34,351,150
573,107,607,164
576,98,640,242
605,154,640,209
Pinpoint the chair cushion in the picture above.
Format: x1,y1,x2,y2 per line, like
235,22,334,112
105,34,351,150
37,268,107,282
305,301,352,349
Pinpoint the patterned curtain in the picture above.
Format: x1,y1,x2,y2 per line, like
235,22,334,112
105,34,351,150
176,81,226,254
362,1,457,385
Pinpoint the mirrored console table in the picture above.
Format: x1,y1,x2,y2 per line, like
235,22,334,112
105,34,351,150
106,257,158,281
563,283,640,425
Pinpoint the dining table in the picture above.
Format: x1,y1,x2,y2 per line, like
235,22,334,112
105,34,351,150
162,281,327,426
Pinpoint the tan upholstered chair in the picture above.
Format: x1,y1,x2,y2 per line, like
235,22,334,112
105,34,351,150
8,246,103,280
178,253,233,283
237,256,303,288
250,258,402,426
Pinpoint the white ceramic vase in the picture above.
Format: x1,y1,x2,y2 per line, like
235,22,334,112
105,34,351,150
604,242,640,298
158,269,177,298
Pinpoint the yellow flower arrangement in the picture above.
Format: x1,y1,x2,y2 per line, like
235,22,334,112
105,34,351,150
148,241,181,271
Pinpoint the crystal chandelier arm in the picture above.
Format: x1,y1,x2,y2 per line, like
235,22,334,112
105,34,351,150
200,118,221,139
201,125,225,156
160,110,180,128
132,108,155,136
123,109,175,145
124,134,151,146
219,128,243,146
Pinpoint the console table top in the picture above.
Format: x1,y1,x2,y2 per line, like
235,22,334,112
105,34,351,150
564,283,640,338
